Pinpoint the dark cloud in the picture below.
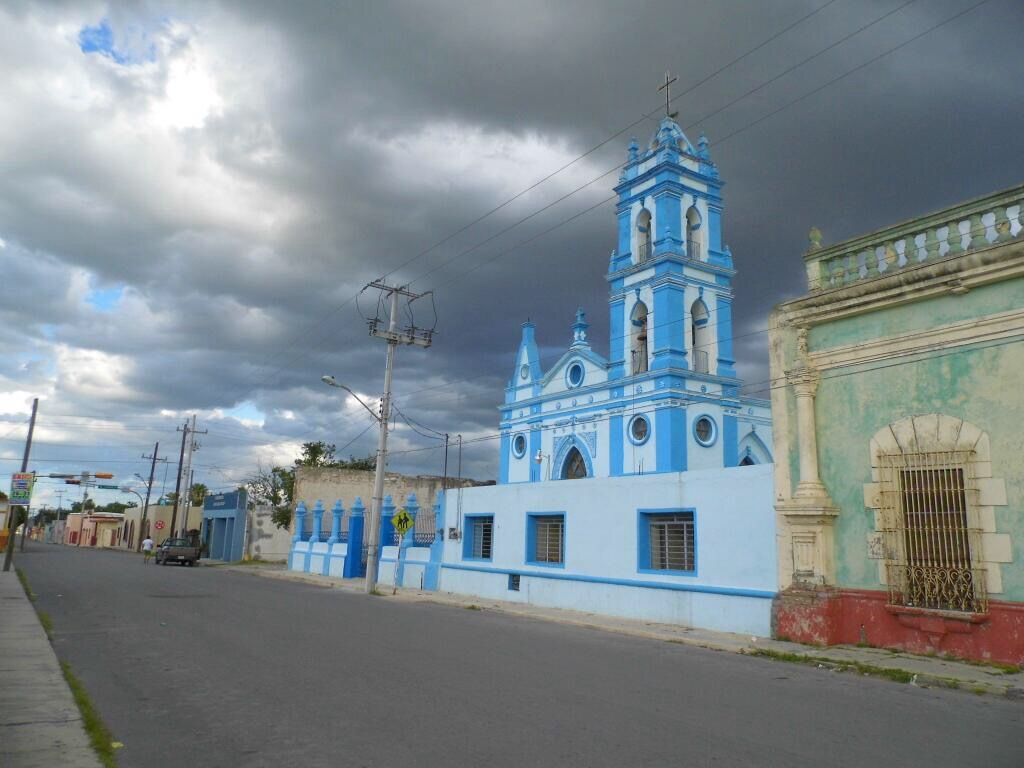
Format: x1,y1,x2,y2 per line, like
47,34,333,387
1,0,1022,502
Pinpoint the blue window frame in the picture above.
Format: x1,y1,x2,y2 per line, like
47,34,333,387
693,414,717,447
511,433,527,459
628,413,651,445
565,361,585,388
526,512,565,567
463,515,493,561
637,508,697,574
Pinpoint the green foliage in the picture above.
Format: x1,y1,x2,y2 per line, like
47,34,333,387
60,661,119,767
190,483,208,506
296,441,337,467
337,454,376,471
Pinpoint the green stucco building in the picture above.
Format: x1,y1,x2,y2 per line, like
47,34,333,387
770,183,1024,664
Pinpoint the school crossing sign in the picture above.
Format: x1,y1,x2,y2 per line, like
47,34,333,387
9,473,34,506
391,508,415,536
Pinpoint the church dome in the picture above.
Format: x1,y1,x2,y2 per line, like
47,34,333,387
649,116,695,155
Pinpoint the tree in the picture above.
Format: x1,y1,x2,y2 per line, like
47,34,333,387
246,463,294,529
190,483,208,506
0,490,7,501
295,441,337,467
162,492,178,506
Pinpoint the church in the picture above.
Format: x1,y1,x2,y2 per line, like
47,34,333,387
500,114,771,484
304,100,782,638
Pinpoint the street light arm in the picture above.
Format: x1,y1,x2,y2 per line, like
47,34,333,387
321,375,381,422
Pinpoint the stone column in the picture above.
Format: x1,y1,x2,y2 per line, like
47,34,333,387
790,367,826,498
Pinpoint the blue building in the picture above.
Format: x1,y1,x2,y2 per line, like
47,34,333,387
501,116,771,484
202,490,247,562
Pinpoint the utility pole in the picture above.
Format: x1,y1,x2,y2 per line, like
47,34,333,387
55,491,66,520
362,281,433,594
178,417,205,537
3,397,38,572
169,420,189,539
139,443,165,551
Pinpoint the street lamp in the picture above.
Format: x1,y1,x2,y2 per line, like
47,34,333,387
322,374,387,594
120,486,145,550
320,376,382,423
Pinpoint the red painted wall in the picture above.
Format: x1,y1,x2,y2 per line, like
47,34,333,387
773,588,1024,666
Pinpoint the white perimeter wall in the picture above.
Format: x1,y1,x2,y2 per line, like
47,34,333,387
439,464,777,636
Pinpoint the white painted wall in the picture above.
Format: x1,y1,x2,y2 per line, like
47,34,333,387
438,465,777,635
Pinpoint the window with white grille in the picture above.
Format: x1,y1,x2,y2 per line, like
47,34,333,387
646,512,695,572
469,516,493,560
531,515,564,565
878,451,985,613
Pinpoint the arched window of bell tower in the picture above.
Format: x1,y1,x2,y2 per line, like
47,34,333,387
630,301,649,375
686,205,702,260
691,298,710,373
636,209,652,264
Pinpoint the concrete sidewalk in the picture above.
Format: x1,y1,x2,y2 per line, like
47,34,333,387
0,570,102,768
225,562,1024,699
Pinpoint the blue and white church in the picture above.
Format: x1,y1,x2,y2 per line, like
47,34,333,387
296,100,781,639
500,116,772,484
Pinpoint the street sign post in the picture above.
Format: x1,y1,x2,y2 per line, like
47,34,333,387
9,473,34,506
391,508,414,537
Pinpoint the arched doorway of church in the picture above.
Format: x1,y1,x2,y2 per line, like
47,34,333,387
561,447,588,480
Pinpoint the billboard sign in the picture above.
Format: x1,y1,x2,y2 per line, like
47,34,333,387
10,473,34,506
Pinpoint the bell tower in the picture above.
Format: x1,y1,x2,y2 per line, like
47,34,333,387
606,77,735,382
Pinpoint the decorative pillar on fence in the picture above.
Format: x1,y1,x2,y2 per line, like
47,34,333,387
309,500,324,544
378,495,396,586
394,493,419,589
327,500,343,545
289,501,307,570
344,497,365,579
379,495,396,550
293,502,307,543
324,499,344,576
423,495,445,590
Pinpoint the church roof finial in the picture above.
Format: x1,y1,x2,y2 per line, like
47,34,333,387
658,70,679,120
571,307,589,348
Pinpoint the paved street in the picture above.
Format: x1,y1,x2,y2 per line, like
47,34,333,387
18,543,1024,768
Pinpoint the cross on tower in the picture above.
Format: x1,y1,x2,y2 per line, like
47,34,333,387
658,70,678,119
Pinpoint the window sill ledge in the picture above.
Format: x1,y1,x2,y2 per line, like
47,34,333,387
526,561,565,569
885,603,989,636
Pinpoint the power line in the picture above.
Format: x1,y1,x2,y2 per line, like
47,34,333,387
232,1,866,395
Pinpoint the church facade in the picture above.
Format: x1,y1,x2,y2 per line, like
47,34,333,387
373,116,780,637
500,116,771,484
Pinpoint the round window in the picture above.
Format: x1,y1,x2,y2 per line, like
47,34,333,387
694,416,716,447
512,433,527,458
628,415,650,445
567,362,584,388
520,364,530,380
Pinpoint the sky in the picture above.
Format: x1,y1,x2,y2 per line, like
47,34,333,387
2,0,1022,508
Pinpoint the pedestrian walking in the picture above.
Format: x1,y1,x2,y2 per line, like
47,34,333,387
142,536,155,564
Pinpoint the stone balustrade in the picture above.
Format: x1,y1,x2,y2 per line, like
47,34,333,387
805,183,1024,291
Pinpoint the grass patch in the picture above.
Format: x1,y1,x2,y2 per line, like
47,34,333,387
38,610,54,640
16,567,35,601
60,661,118,768
748,648,915,684
464,604,483,611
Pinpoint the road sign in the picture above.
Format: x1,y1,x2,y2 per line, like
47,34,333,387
97,484,120,490
154,520,165,530
10,473,34,505
391,508,415,536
